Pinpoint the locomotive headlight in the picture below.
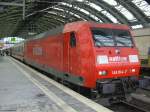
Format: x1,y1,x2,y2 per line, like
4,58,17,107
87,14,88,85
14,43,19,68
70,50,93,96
97,55,108,64
131,69,136,72
129,55,139,63
99,70,107,76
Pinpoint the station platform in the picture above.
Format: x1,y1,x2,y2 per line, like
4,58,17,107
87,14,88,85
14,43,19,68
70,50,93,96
0,56,112,112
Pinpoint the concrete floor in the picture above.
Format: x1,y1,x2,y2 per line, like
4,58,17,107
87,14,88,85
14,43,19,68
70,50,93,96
0,57,58,112
0,56,112,112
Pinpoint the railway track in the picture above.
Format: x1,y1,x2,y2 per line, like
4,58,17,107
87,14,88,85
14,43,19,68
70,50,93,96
120,101,149,112
108,100,149,112
141,87,150,91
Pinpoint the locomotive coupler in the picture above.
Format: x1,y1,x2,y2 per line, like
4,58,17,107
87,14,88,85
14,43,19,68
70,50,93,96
96,79,126,104
96,77,139,104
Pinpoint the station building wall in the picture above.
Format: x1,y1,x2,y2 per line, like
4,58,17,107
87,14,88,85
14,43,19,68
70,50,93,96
132,28,150,60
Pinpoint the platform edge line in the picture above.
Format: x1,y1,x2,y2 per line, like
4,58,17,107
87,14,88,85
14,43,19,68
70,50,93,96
9,57,78,112
10,57,113,112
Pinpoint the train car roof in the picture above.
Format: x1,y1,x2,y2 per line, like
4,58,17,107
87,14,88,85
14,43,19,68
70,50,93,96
26,21,130,41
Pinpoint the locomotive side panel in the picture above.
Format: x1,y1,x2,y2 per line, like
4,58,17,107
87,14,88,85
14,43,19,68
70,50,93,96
24,35,64,73
45,35,63,71
62,32,81,84
76,26,96,87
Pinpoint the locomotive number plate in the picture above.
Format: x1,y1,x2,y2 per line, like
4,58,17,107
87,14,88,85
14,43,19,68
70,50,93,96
112,69,128,75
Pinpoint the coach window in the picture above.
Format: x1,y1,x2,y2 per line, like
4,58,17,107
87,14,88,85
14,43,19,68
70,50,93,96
70,32,76,47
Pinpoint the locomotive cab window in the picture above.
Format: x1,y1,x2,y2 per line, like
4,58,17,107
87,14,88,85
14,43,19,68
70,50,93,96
91,28,134,47
70,32,76,47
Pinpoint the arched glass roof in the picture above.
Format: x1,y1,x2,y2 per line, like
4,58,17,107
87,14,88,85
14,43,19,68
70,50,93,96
132,0,150,16
0,0,149,38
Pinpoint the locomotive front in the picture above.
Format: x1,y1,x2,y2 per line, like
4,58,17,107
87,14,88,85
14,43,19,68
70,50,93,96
91,25,141,95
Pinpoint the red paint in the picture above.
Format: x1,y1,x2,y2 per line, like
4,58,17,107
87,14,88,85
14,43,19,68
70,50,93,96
12,21,141,89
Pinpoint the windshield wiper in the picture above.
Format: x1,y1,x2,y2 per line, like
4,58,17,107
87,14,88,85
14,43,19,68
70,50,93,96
94,38,104,47
116,36,131,40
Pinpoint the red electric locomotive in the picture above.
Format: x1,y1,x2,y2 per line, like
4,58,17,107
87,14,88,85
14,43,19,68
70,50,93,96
12,21,140,95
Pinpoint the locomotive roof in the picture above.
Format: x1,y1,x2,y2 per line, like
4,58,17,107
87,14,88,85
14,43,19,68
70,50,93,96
27,25,64,41
27,21,130,41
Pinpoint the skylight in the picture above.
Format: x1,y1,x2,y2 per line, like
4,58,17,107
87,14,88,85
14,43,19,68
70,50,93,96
88,3,103,11
131,24,143,29
49,8,84,20
85,1,119,23
59,2,103,22
101,11,119,23
47,11,68,20
76,0,84,2
115,5,136,21
102,0,118,6
132,0,150,17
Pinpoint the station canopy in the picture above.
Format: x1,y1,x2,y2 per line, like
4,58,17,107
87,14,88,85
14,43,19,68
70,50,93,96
0,0,150,39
